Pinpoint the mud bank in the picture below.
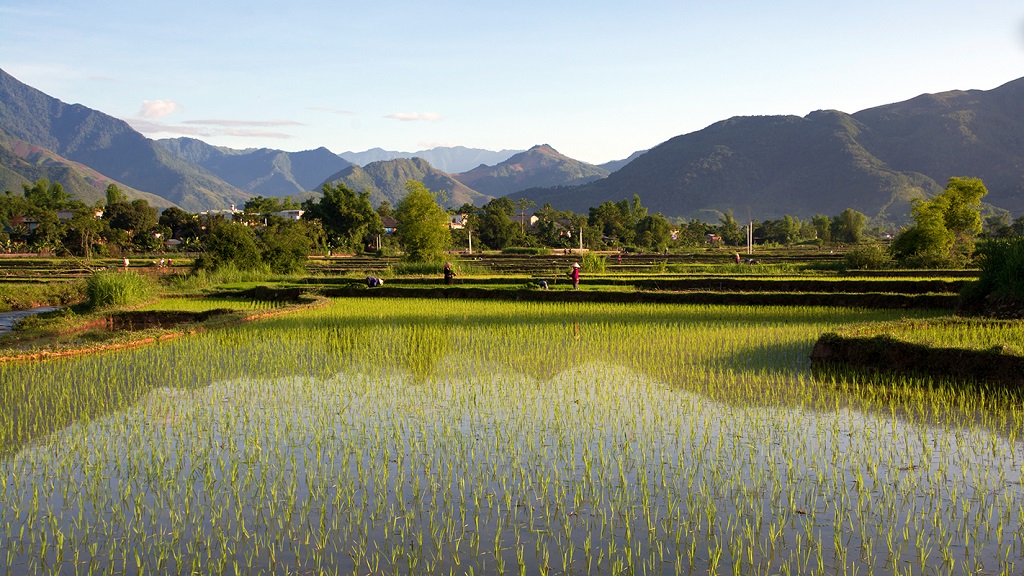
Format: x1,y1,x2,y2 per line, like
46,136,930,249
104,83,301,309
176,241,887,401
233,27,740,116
811,333,1024,386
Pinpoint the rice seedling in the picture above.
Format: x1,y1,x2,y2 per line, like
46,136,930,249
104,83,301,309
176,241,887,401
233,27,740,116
838,317,1024,356
0,298,1020,575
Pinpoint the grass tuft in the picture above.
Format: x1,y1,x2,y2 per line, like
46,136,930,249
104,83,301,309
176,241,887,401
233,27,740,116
85,271,155,309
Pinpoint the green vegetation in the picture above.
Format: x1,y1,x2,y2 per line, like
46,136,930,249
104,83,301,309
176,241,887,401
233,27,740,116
0,281,85,312
842,244,892,270
830,317,1023,355
2,298,1021,574
0,235,1021,573
394,181,450,262
892,177,988,268
976,237,1024,303
580,251,607,273
84,270,155,309
193,218,316,276
7,171,1006,275
961,236,1024,317
301,182,381,253
500,246,551,255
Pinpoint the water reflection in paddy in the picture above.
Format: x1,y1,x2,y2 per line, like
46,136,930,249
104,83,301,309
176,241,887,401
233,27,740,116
0,298,1020,575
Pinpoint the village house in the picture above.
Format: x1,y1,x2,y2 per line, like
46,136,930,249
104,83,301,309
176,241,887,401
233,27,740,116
448,214,469,230
274,209,304,221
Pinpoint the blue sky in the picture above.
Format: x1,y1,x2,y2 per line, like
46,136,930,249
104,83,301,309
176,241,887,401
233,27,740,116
2,0,1023,164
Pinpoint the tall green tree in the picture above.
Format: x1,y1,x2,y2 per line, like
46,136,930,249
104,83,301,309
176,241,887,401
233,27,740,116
514,198,536,235
635,213,672,251
302,183,382,252
105,183,126,206
891,177,988,267
159,207,203,241
395,181,450,262
104,199,159,251
23,179,71,211
257,221,314,274
63,207,108,257
195,221,263,272
717,210,744,246
477,197,522,250
831,208,867,244
810,214,832,242
938,177,988,253
589,197,646,247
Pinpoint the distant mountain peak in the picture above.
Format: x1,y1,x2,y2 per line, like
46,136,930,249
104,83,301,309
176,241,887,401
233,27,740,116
452,144,609,197
338,146,523,173
320,156,491,208
513,76,1024,219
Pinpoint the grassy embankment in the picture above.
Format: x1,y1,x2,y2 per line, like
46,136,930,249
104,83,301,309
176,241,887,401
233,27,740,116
0,262,325,361
812,317,1024,385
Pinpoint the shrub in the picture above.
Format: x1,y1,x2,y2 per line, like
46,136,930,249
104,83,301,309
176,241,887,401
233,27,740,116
85,271,155,309
258,222,312,274
978,238,1024,296
961,237,1024,317
581,252,607,273
388,261,444,276
168,263,274,291
194,222,262,272
843,245,892,270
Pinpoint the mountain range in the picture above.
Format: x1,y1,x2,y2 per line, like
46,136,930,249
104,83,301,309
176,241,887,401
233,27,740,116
157,137,350,198
0,126,174,208
453,145,609,197
2,65,1023,221
321,157,492,208
0,68,249,212
511,79,1024,220
339,147,522,174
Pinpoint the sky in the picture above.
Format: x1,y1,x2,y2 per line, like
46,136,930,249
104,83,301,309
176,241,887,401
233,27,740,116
2,0,1023,165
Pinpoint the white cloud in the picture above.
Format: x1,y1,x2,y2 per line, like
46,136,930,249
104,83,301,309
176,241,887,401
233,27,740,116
386,112,442,122
181,119,304,127
307,106,357,116
139,100,180,119
127,119,292,140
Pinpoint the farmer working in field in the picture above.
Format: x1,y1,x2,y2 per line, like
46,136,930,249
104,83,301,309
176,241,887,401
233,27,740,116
568,262,580,290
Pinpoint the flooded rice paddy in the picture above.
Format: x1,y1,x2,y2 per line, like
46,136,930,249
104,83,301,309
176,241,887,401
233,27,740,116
1,298,1021,575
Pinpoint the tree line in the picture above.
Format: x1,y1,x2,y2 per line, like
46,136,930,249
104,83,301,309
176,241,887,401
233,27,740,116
3,176,1021,271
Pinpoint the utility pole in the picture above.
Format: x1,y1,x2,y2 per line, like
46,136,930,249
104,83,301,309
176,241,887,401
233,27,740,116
746,207,753,256
468,228,473,254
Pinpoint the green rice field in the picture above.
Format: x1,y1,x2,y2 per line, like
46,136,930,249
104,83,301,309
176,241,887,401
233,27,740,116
1,298,1021,575
836,318,1024,357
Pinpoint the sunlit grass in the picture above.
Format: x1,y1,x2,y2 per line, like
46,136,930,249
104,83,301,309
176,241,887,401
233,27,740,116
839,317,1024,356
138,297,288,313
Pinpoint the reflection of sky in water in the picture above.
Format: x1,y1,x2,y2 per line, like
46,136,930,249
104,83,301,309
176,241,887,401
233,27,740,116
2,364,1022,574
0,306,59,335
